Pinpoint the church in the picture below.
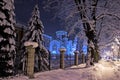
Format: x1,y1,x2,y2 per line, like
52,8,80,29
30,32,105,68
15,23,87,56
43,31,78,55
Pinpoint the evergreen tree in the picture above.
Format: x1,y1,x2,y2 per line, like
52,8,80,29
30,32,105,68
0,0,16,77
19,5,49,72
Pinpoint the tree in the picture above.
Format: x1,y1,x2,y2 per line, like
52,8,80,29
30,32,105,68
44,0,120,66
96,0,120,47
74,0,99,67
44,0,99,66
0,0,16,77
16,5,49,73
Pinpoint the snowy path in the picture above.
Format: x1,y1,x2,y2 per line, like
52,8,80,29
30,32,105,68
1,60,120,80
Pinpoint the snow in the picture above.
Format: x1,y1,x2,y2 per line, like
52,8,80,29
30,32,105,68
115,38,120,45
4,60,120,80
1,45,9,51
0,37,4,42
4,28,13,34
0,19,10,26
2,0,13,10
24,41,38,48
74,51,79,54
9,38,15,45
10,45,15,51
59,48,66,52
0,12,6,19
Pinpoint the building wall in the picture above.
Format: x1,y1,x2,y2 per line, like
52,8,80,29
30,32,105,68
15,24,25,50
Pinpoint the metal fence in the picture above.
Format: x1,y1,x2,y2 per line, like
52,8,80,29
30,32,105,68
49,53,86,70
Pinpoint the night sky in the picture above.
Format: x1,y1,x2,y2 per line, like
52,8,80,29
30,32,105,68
15,0,64,38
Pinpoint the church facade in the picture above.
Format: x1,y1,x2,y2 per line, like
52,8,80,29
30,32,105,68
43,31,78,55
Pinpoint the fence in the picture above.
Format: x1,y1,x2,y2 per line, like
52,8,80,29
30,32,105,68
49,48,86,70
25,47,86,78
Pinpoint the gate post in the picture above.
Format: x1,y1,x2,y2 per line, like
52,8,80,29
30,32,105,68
59,48,66,69
81,53,85,63
74,51,79,66
24,42,38,78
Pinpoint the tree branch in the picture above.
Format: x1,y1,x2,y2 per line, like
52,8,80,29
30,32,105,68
96,13,120,20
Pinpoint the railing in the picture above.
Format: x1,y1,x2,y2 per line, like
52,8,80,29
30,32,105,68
25,47,86,78
49,48,86,70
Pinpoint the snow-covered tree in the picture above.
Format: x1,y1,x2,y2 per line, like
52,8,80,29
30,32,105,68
17,4,49,73
96,0,120,46
44,0,99,66
74,0,100,67
44,0,120,66
0,0,16,77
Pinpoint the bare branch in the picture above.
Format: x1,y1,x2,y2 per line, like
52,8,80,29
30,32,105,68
96,13,120,20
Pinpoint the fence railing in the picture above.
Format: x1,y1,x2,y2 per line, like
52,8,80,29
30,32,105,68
25,47,86,78
49,48,86,70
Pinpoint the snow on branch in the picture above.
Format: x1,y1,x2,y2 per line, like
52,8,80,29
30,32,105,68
96,13,120,20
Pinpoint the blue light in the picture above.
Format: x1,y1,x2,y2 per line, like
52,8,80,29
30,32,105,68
82,45,87,54
49,40,60,54
52,50,57,54
44,31,78,55
43,31,89,56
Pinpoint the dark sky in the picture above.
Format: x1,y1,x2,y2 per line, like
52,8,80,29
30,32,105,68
15,0,64,37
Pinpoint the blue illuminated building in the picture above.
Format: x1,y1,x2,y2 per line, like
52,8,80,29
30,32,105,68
43,31,78,55
82,45,87,54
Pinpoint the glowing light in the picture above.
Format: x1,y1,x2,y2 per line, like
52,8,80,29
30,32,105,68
52,51,57,54
82,45,87,54
44,30,88,55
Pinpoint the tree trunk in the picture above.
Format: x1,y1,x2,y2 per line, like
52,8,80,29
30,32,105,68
74,0,99,67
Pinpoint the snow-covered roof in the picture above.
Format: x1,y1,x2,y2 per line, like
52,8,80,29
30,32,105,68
15,23,27,30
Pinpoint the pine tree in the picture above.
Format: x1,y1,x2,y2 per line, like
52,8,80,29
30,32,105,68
19,5,49,73
0,0,16,77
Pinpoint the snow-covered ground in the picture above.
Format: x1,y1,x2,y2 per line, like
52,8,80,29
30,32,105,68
1,60,120,80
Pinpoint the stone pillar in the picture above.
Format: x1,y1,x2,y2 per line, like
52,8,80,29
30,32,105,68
26,45,35,78
81,53,85,63
74,51,79,66
59,48,66,69
24,42,38,78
